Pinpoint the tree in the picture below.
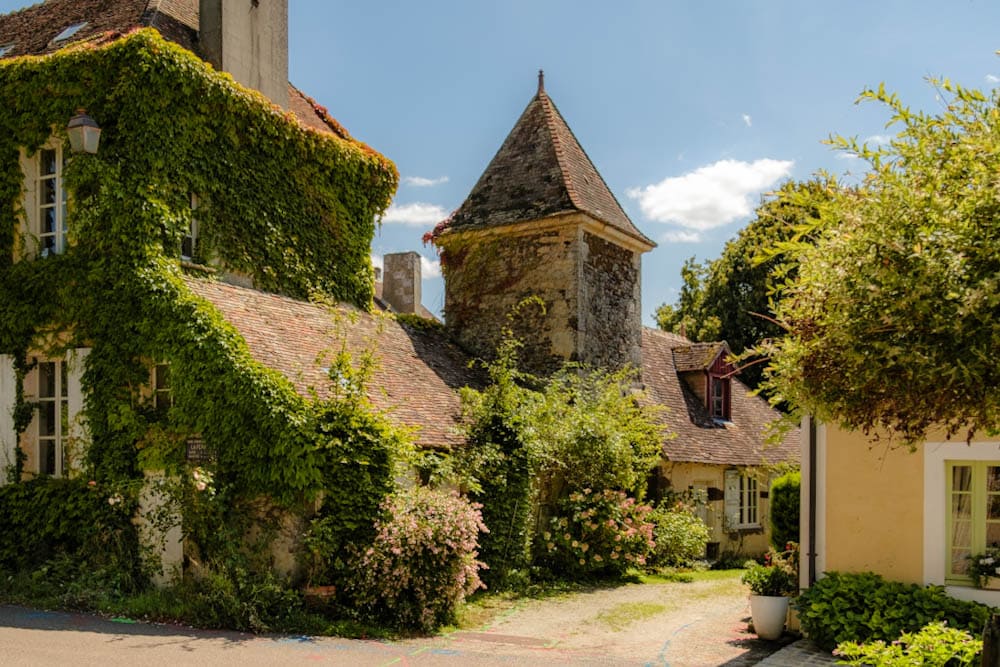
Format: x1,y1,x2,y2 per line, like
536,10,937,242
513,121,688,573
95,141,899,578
759,78,1000,444
656,178,833,390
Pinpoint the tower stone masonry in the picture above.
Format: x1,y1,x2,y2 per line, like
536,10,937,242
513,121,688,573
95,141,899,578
437,73,656,374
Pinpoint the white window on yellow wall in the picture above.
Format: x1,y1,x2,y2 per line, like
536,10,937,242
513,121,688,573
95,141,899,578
946,461,1000,584
20,145,69,258
26,349,88,477
724,468,760,530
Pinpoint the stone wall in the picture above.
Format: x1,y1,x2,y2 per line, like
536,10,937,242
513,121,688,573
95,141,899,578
441,214,644,375
442,222,580,374
580,231,642,371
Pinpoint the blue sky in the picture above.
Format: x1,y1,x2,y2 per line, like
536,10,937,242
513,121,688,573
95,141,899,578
4,1,1000,324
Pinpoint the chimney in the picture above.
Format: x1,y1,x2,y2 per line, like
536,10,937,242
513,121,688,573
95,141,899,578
383,252,422,315
199,0,289,108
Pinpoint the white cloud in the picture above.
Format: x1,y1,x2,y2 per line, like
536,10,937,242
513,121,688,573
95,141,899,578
864,134,891,145
662,230,701,243
421,256,442,278
371,253,383,270
987,74,1000,84
835,151,860,161
741,113,752,128
403,175,449,187
627,158,794,230
382,202,449,226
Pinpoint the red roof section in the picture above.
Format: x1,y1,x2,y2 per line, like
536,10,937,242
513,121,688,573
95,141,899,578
185,277,478,449
0,0,351,138
446,79,655,248
642,328,798,466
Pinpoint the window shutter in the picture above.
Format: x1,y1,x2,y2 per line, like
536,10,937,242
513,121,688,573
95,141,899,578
724,468,740,529
0,354,15,484
65,348,90,472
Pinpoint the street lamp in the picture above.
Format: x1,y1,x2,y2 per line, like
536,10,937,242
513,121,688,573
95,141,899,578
67,109,101,154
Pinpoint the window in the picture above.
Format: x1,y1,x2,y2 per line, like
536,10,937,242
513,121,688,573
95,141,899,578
24,350,88,478
153,363,172,415
0,44,15,58
181,194,199,262
946,461,1000,583
52,22,87,44
724,468,760,530
710,375,730,421
34,359,68,476
36,146,68,257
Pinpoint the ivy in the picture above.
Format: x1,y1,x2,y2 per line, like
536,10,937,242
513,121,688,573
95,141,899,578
0,30,402,589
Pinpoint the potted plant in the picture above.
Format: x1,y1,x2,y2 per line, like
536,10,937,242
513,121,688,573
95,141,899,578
969,550,1000,590
741,546,797,640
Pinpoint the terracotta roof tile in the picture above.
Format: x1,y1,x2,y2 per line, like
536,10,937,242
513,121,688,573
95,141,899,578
0,0,351,137
447,83,655,247
642,328,798,466
672,342,728,373
185,277,478,449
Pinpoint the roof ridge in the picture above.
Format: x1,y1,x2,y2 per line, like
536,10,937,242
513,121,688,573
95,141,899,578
538,91,579,210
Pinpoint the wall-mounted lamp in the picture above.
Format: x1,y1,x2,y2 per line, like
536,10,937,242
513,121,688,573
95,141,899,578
67,109,101,154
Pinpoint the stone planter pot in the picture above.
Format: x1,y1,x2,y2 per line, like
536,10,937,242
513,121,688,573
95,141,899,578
982,576,1000,591
749,594,789,640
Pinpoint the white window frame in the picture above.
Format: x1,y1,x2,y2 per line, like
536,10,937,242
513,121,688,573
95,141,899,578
33,358,69,476
24,349,88,478
724,468,761,530
924,440,1000,605
20,143,69,258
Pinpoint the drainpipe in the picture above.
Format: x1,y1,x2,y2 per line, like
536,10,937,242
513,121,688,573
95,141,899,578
807,416,817,586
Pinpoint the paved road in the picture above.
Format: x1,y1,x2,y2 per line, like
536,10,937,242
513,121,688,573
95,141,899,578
2,605,618,666
0,576,798,666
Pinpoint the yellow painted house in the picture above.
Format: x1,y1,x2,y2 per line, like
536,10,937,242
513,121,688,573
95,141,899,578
800,418,1000,605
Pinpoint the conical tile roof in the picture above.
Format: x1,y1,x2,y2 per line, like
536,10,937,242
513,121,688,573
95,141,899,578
448,73,654,248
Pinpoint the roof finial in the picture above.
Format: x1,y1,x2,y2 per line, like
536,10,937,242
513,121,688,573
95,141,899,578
537,69,545,95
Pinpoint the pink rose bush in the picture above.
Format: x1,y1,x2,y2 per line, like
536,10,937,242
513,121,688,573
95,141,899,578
349,486,488,631
542,489,654,577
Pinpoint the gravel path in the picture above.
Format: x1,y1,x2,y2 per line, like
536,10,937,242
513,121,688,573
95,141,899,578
419,573,796,665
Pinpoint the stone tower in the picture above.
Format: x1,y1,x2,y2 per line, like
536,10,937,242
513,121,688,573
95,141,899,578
437,73,655,374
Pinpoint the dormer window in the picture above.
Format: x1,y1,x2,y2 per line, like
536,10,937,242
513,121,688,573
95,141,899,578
0,44,15,57
711,375,730,421
52,22,87,44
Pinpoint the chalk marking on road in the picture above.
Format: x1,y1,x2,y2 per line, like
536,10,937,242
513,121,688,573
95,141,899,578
647,618,702,667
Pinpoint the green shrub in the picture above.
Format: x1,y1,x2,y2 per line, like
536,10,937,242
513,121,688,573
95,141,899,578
742,559,796,597
539,489,655,579
648,502,710,567
796,572,992,651
769,470,800,549
348,487,487,632
0,477,144,592
834,621,982,666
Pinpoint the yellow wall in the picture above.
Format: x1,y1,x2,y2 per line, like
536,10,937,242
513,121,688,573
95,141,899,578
661,461,774,556
822,426,924,583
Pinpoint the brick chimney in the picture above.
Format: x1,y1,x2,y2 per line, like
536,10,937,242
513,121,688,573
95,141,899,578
382,252,422,315
199,0,289,108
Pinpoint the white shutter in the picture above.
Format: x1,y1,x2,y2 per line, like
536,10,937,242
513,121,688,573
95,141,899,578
724,468,740,530
65,348,90,473
18,149,35,258
0,354,16,485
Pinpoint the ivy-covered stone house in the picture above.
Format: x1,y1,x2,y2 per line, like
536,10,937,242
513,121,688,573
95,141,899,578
0,0,794,581
428,74,799,556
0,0,487,581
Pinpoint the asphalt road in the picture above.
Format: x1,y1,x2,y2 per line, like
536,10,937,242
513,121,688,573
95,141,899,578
0,605,634,666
